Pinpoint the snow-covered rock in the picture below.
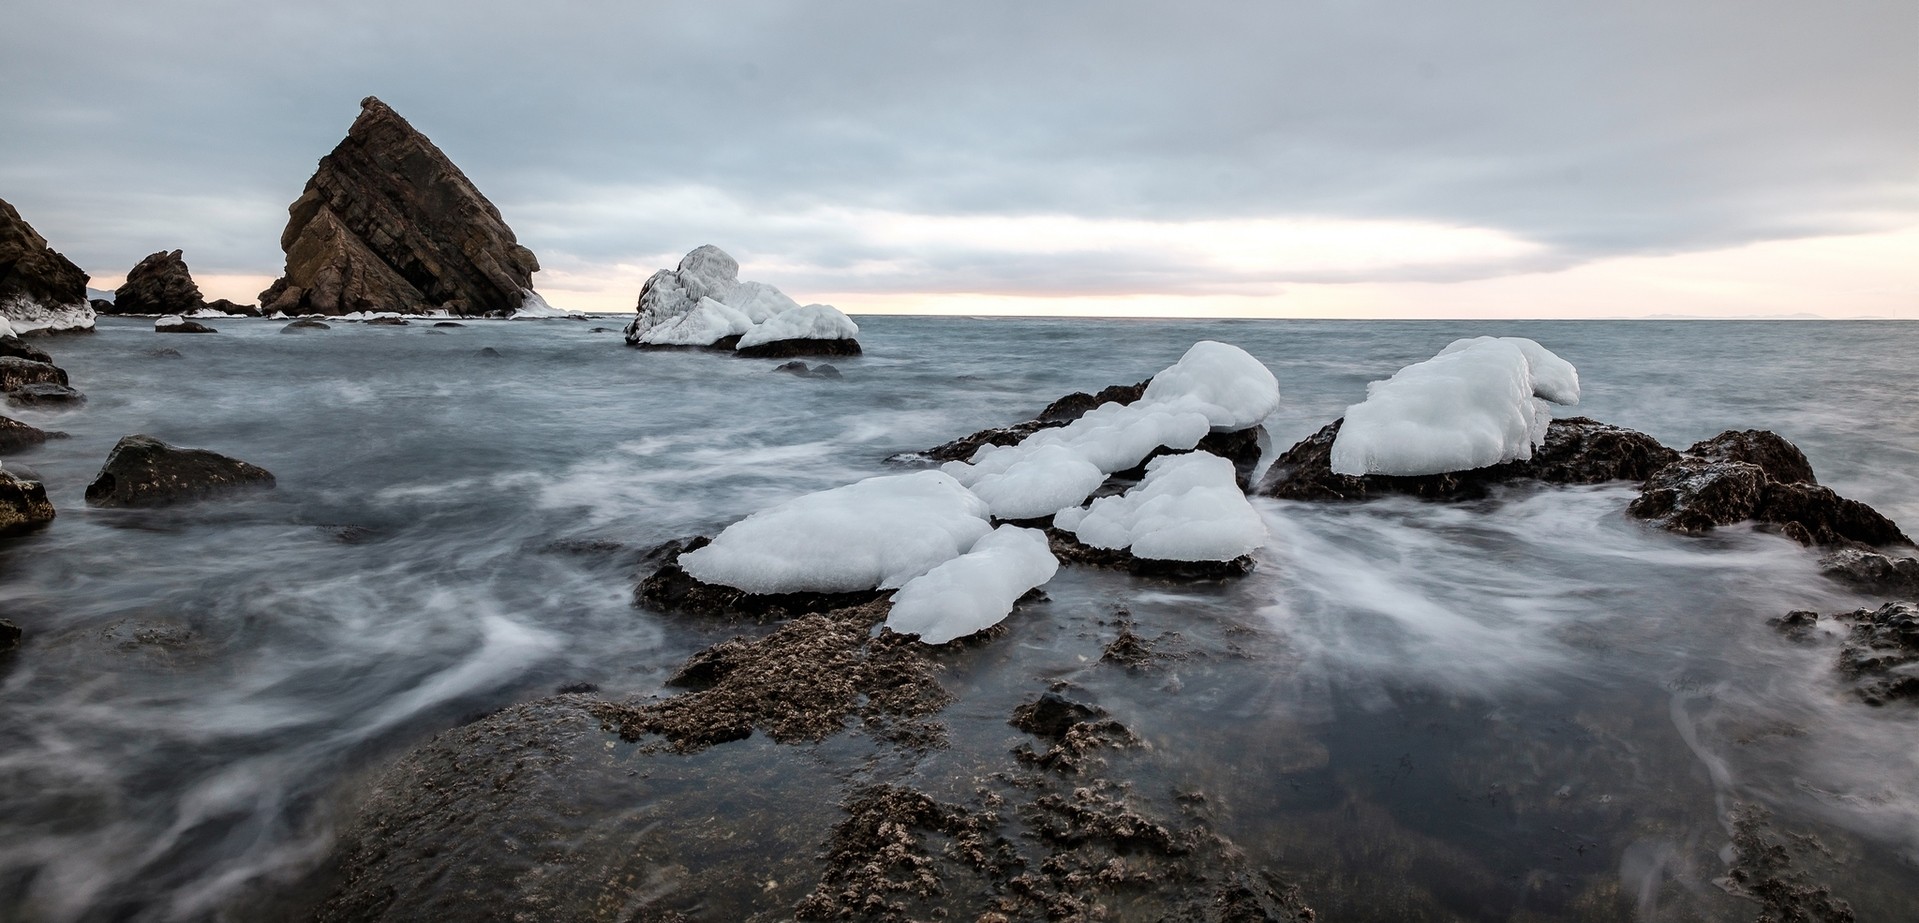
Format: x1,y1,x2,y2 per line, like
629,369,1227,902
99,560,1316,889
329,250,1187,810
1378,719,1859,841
725,281,802,323
0,317,13,338
1139,340,1282,431
1,295,94,336
637,297,754,346
626,245,742,342
1329,337,1579,477
735,303,858,348
678,471,993,594
884,525,1058,644
510,289,581,319
1054,452,1265,561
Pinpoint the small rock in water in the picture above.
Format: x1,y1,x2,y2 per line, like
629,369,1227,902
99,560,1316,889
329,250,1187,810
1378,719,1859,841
280,319,331,333
84,434,275,508
811,363,843,379
4,383,85,408
0,618,20,653
1010,692,1104,740
363,316,409,326
1819,547,1919,596
432,321,465,328
0,356,68,391
155,316,217,334
0,415,60,453
477,346,501,358
0,470,56,535
145,347,185,359
772,360,811,376
1629,430,1910,547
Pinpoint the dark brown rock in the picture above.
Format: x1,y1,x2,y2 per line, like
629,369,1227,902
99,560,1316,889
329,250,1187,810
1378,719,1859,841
1045,527,1255,579
1835,601,1919,706
205,298,261,317
0,356,68,391
901,378,1154,466
258,97,540,317
0,336,54,364
1820,548,1919,596
1261,415,1678,502
111,250,205,315
0,470,56,535
154,317,217,334
280,319,330,332
635,536,886,620
0,415,60,453
362,315,409,326
1037,380,1150,423
0,618,19,653
0,197,93,333
1629,430,1910,547
1010,691,1104,740
733,336,862,359
3,383,85,408
84,434,275,508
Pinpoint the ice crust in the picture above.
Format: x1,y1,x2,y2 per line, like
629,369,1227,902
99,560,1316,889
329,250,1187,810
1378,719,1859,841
510,290,578,319
1329,336,1579,477
678,471,993,594
1140,340,1283,431
1,295,95,335
627,245,855,350
884,525,1059,644
1054,452,1265,561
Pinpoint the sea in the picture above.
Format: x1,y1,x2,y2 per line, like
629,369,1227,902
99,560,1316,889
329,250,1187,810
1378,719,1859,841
2,315,1916,921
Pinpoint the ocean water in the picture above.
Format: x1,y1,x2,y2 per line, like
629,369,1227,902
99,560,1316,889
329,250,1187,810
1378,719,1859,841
1,316,1916,921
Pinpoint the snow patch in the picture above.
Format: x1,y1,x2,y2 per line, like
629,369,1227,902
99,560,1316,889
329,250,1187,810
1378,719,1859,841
1139,340,1282,431
735,303,858,348
1329,337,1579,477
1054,452,1265,561
637,297,753,346
884,525,1058,644
678,471,993,594
154,314,185,329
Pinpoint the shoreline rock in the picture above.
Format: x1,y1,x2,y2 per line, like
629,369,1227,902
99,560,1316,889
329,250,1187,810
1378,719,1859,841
155,315,218,334
84,435,276,508
258,97,541,317
1630,431,1910,548
0,415,63,453
0,470,56,535
0,197,95,335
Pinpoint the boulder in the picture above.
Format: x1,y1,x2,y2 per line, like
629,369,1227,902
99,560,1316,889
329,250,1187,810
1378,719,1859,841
1260,416,1680,502
0,336,54,364
257,97,542,317
0,415,61,453
1629,430,1909,547
0,356,68,391
84,434,275,508
0,470,56,535
206,298,261,317
733,337,863,359
1820,547,1919,597
111,249,205,315
0,197,95,335
155,315,217,334
4,383,85,408
363,315,409,326
281,319,331,332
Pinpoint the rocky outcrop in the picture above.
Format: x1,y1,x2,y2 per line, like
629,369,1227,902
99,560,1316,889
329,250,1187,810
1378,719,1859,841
1629,430,1909,547
1820,547,1919,596
205,298,261,317
84,435,275,508
0,197,94,335
624,245,862,355
1836,601,1919,705
0,336,54,364
258,97,541,317
1260,416,1680,502
734,337,862,359
0,470,55,535
111,250,204,315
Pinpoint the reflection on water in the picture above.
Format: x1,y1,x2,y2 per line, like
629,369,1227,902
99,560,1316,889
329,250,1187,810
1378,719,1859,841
2,316,1916,920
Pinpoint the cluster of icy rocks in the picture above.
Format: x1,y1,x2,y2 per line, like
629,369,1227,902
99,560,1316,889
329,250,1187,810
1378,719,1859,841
623,246,858,349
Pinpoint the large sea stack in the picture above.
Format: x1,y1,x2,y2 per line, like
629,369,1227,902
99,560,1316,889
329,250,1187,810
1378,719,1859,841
0,197,95,335
111,250,205,315
257,97,541,317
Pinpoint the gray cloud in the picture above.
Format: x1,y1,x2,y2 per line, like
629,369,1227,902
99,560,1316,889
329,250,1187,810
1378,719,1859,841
2,0,1912,297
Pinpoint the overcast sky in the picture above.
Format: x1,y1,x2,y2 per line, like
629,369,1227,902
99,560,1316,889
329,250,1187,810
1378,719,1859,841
3,1,1914,317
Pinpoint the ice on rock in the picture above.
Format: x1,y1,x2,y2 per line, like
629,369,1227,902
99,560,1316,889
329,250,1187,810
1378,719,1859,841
958,444,1109,520
725,281,803,323
2,295,95,335
736,303,859,348
638,297,754,346
628,245,742,340
678,471,993,594
154,314,184,328
1139,340,1282,431
1053,452,1265,561
884,525,1059,644
510,289,577,319
0,316,14,338
1329,337,1579,477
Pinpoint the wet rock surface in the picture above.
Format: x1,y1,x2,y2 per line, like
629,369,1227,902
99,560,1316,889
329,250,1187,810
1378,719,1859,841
771,360,843,379
0,356,68,391
635,536,888,621
111,249,205,315
258,97,540,317
0,414,61,453
84,434,276,508
1716,804,1856,922
0,470,56,535
0,197,93,332
1819,548,1919,596
0,618,19,653
280,319,331,332
1260,416,1679,502
1629,430,1910,547
1834,601,1919,706
0,336,54,364
734,337,862,360
3,383,85,408
907,379,1152,465
1045,527,1255,580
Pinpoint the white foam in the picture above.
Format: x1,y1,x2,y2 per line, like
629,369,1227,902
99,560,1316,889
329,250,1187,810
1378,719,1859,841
884,525,1058,644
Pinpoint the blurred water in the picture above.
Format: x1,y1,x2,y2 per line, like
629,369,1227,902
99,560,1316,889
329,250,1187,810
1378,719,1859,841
1,316,1916,921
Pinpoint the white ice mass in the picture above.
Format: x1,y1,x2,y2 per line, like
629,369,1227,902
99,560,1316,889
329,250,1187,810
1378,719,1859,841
1329,336,1580,477
510,289,580,319
678,471,993,594
1,294,95,336
1139,340,1283,431
884,525,1059,644
1054,452,1266,561
625,245,856,350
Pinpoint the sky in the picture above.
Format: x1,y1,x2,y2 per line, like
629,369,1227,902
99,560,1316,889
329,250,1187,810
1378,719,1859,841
2,0,1914,318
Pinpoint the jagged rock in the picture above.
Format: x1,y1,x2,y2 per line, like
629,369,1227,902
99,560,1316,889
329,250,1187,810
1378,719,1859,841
1629,430,1909,548
1835,602,1919,706
0,197,94,335
258,97,541,317
1,415,61,453
111,250,205,315
154,315,216,334
280,319,331,332
4,383,84,408
1820,548,1919,596
1010,692,1104,740
635,536,886,620
0,356,68,391
1261,415,1680,502
0,470,55,535
84,434,275,508
0,336,54,364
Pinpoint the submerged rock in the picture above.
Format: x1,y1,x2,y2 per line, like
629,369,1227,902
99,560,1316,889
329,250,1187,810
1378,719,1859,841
0,618,19,653
154,315,217,334
1629,430,1909,547
280,319,331,333
111,249,205,315
258,97,541,317
84,434,275,508
1260,416,1679,502
0,415,61,453
3,383,85,408
0,197,95,335
0,470,56,535
905,379,1154,465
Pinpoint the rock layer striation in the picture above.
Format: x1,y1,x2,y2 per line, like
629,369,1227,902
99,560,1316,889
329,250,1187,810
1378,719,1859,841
258,97,540,317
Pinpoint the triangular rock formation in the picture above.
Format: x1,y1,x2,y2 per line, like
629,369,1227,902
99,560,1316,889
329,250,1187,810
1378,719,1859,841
111,249,205,315
0,197,95,335
258,97,540,317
